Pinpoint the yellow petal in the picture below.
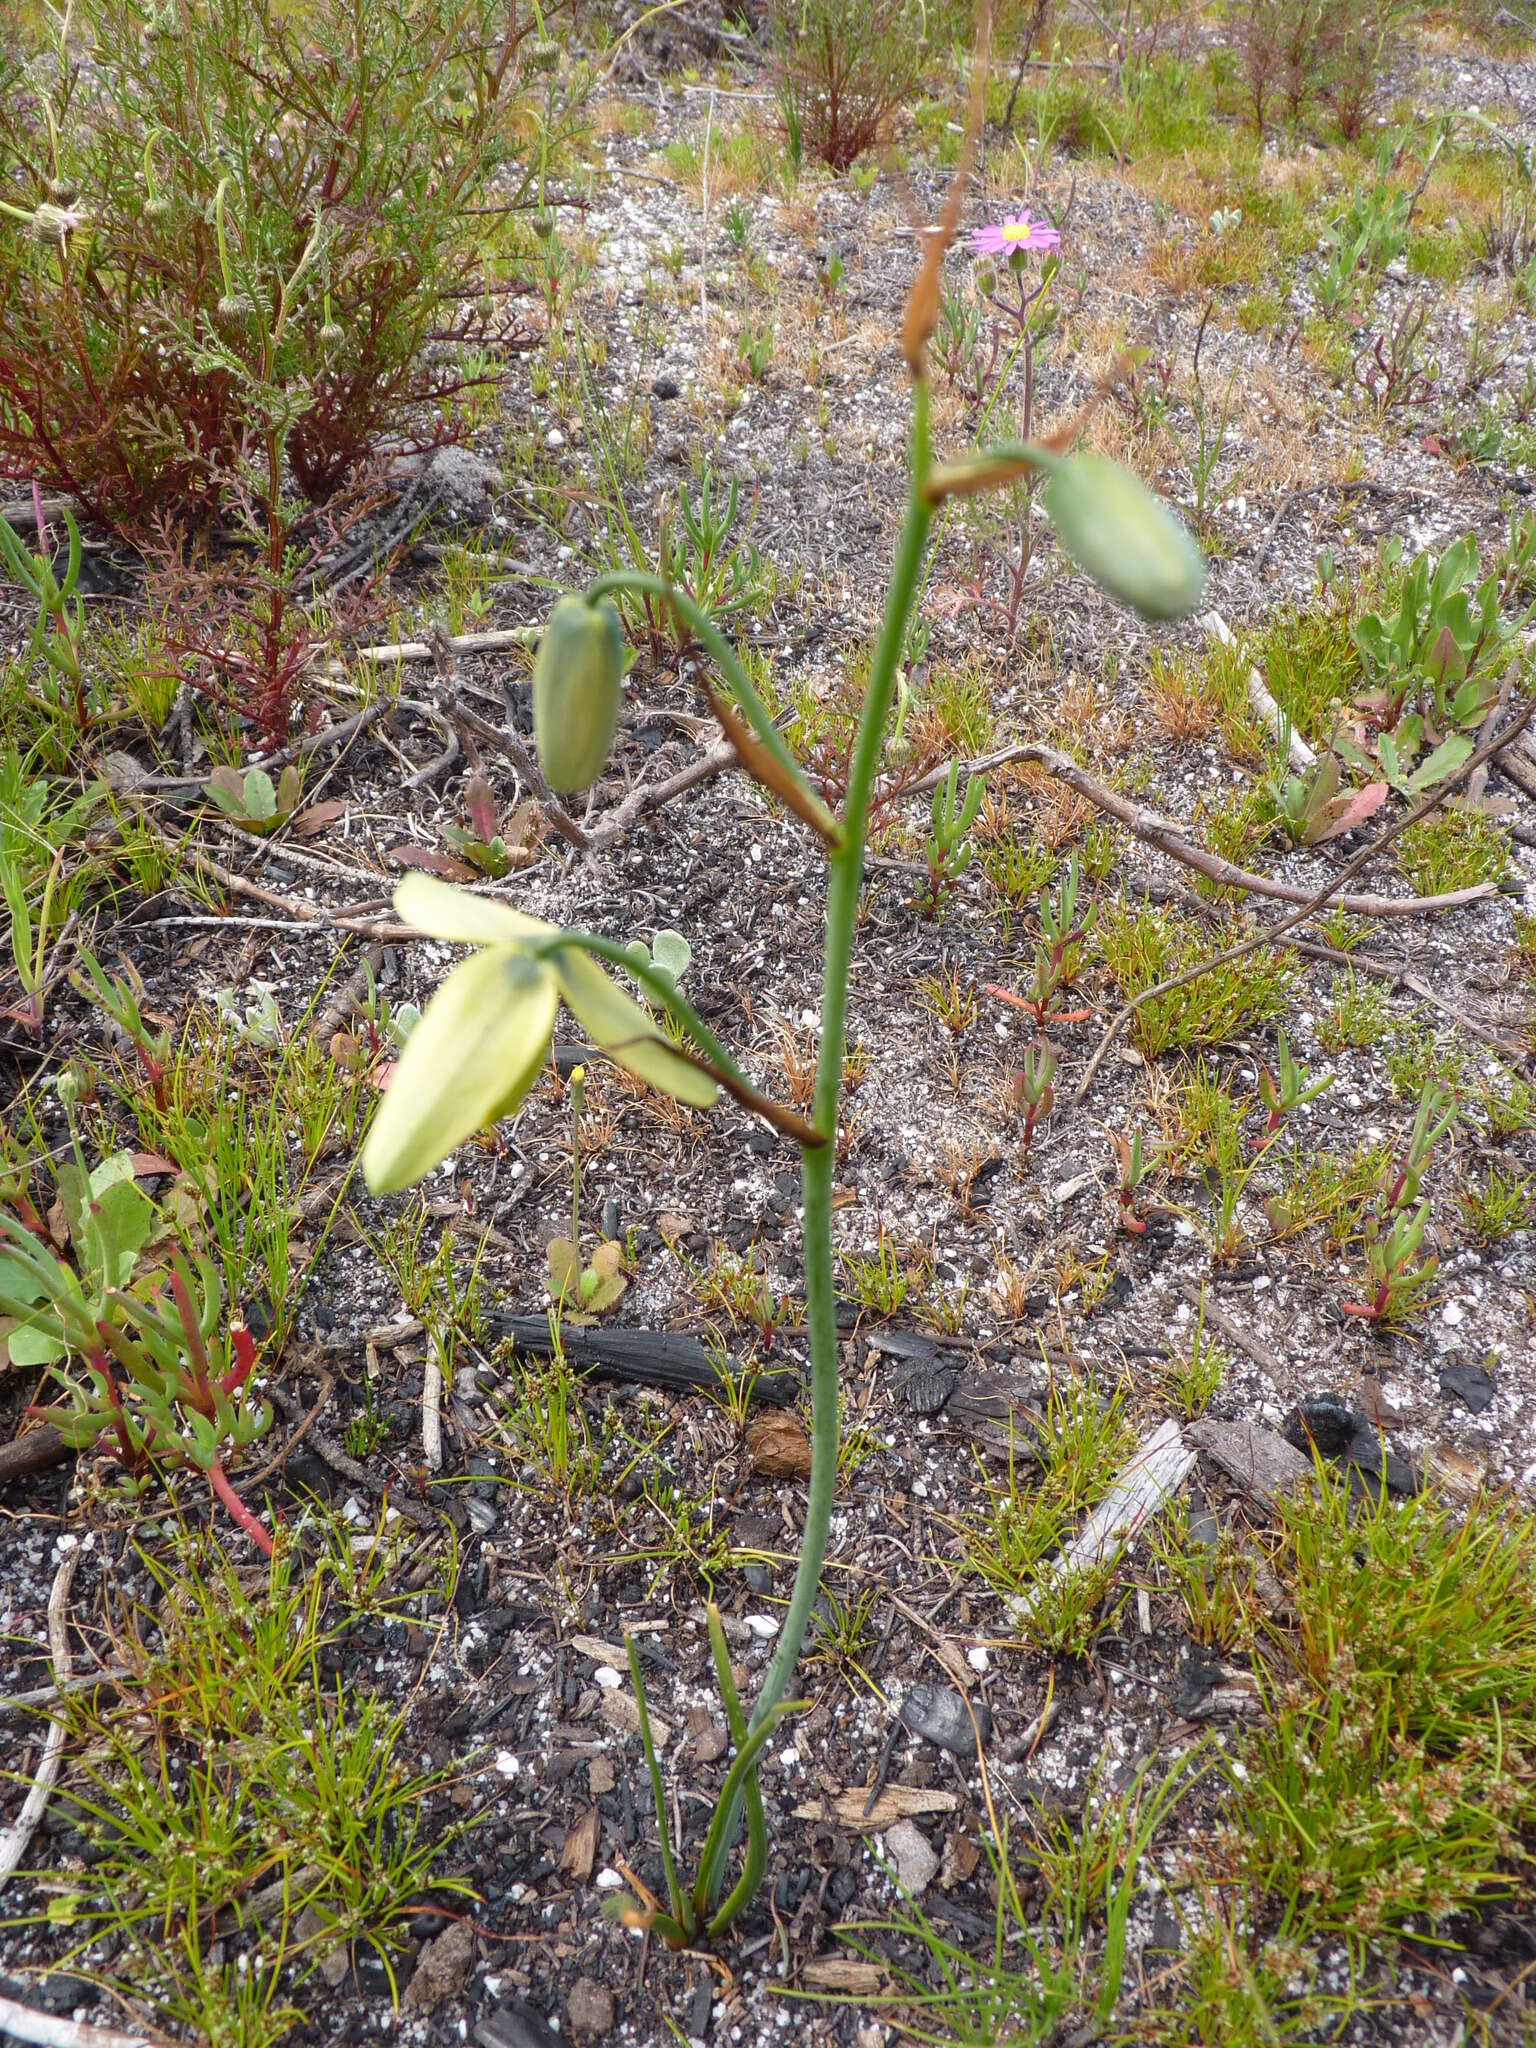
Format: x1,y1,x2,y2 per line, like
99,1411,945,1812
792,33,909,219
394,872,555,950
362,948,558,1194
553,948,719,1109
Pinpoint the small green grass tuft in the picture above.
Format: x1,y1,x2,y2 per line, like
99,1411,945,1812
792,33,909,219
1398,807,1509,895
1460,1163,1532,1241
1219,1470,1536,1953
9,1529,472,2037
1317,971,1390,1051
959,1367,1138,1655
1097,902,1299,1057
1250,592,1360,744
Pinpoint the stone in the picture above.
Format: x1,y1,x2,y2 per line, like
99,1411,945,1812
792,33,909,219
402,1918,475,2012
476,2000,561,2048
1439,1361,1496,1414
567,1978,615,2038
424,443,502,518
883,1819,939,1895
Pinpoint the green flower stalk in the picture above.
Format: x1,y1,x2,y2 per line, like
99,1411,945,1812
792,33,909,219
358,136,1205,1939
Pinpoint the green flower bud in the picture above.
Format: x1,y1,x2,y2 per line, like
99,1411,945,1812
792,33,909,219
145,194,174,223
1041,451,1206,621
527,35,560,72
48,177,79,207
216,291,255,332
319,319,345,351
532,209,557,240
532,594,624,793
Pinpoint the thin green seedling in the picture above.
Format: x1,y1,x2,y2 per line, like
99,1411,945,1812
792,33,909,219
0,500,89,729
917,762,983,918
0,842,65,1037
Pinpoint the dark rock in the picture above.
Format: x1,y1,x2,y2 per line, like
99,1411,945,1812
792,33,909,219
476,1999,562,2048
687,1978,713,2040
1283,1393,1353,1456
899,1682,991,1759
32,1974,93,2013
601,1195,621,1241
1439,1361,1496,1415
1283,1397,1417,1494
651,375,681,399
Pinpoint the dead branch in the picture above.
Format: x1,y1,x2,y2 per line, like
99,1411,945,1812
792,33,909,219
1070,695,1536,1103
924,741,1503,918
0,1542,80,1886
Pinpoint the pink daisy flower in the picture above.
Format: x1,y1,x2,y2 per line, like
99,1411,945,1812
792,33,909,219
970,212,1061,258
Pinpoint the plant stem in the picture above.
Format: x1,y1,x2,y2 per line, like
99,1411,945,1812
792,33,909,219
209,1458,274,1556
705,385,936,1907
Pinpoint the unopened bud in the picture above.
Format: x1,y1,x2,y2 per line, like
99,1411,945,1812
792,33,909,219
527,35,560,72
532,594,625,793
29,203,83,244
48,177,79,207
216,291,255,331
532,209,557,240
319,319,345,350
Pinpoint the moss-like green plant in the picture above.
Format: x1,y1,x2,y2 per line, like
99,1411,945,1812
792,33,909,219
358,110,1205,1941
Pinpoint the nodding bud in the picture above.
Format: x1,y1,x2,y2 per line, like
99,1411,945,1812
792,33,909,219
47,177,79,207
319,319,345,350
29,203,83,244
216,291,255,331
532,209,557,239
145,194,173,223
527,36,560,71
532,594,624,793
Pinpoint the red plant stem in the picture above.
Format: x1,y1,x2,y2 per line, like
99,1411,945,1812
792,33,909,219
89,1346,137,1468
220,1321,256,1398
170,1267,212,1401
209,1459,274,1557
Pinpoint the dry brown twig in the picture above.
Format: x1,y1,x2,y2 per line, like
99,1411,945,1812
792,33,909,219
1070,694,1536,1102
0,1542,80,1886
929,739,1506,919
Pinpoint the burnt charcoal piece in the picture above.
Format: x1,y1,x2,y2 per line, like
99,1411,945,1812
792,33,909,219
1439,1362,1496,1415
863,1328,966,1413
1283,1396,1417,1494
485,1312,798,1405
899,1681,992,1758
476,2000,561,2048
894,1352,962,1416
1282,1394,1353,1457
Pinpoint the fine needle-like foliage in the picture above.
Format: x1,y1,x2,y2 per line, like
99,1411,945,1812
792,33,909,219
358,28,1205,1940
